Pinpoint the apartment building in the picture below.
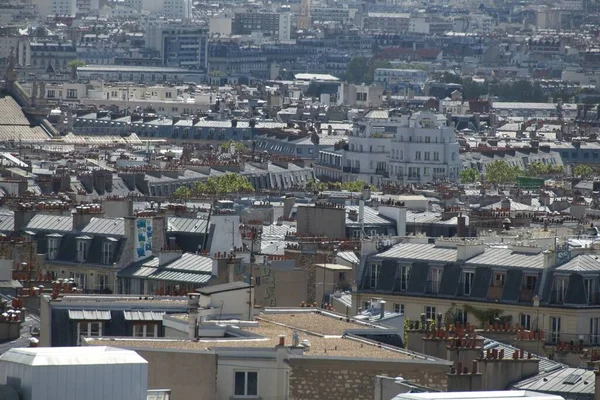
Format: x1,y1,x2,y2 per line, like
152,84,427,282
363,12,410,33
145,25,208,69
343,110,461,185
355,235,600,346
232,12,291,42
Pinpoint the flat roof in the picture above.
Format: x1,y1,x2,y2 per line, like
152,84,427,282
196,281,251,295
85,310,438,361
314,263,352,271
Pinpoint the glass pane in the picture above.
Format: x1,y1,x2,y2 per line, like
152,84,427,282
90,323,100,336
234,372,246,396
247,372,258,396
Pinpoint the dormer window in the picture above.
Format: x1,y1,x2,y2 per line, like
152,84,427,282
46,233,62,260
103,238,117,264
76,236,92,263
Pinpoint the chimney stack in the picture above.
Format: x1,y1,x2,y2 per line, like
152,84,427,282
188,293,200,340
379,300,386,319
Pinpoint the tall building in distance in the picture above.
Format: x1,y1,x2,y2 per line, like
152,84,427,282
297,0,312,30
232,12,292,42
145,25,208,69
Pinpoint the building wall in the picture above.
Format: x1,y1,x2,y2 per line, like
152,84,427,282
288,358,449,400
296,206,346,239
134,348,218,400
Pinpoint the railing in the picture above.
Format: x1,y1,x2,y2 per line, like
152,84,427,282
487,285,504,300
342,167,360,174
375,169,389,177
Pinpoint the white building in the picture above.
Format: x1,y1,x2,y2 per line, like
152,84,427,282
0,346,148,400
374,68,428,87
51,0,77,15
388,111,461,183
343,110,461,185
278,13,292,42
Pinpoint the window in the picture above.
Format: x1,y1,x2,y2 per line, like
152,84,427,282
433,152,439,161
77,240,88,262
415,151,421,160
102,241,113,264
133,324,158,338
494,272,506,287
425,306,436,320
591,317,600,345
425,136,430,143
47,89,55,98
77,321,102,344
520,313,531,330
47,237,59,260
66,89,77,99
550,317,561,343
554,277,568,303
399,265,411,291
463,271,475,296
234,371,258,397
456,309,468,325
430,267,442,293
370,264,381,288
424,152,430,160
166,91,172,98
585,278,596,303
525,275,537,290
394,303,404,314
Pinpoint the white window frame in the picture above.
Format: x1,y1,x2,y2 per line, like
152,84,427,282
585,278,596,304
102,241,113,264
370,264,381,288
520,313,531,330
47,237,59,260
399,265,411,291
463,270,475,296
233,370,258,398
77,240,87,262
550,316,561,344
394,303,404,314
77,321,103,345
425,306,436,320
430,267,442,293
133,324,158,338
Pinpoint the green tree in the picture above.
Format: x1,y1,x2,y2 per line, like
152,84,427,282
67,59,86,68
173,186,192,199
459,168,479,183
574,164,594,178
193,174,254,195
220,140,248,153
485,160,522,184
345,57,392,85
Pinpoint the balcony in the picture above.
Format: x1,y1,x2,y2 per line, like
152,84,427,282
487,285,504,300
519,287,535,303
375,168,389,177
342,167,360,174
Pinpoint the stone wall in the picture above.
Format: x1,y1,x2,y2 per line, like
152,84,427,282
288,358,449,400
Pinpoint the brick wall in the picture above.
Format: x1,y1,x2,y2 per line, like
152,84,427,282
289,358,449,400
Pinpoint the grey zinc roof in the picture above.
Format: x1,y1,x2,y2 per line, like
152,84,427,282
376,243,457,262
82,218,125,236
337,251,359,265
345,206,394,227
0,213,14,232
484,338,565,375
555,254,600,272
167,217,209,233
466,247,545,269
148,270,212,284
143,253,213,273
513,367,593,396
27,215,73,232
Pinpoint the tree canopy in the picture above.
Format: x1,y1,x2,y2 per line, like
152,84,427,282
573,164,594,178
459,168,479,184
345,57,392,85
220,140,248,153
67,59,86,68
173,186,192,199
193,174,254,195
484,160,521,184
307,179,376,192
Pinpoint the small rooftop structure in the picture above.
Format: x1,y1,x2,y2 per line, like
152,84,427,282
393,390,565,400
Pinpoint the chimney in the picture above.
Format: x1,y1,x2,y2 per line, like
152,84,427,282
379,300,386,319
158,249,182,267
188,293,200,340
283,195,295,218
361,185,371,201
73,204,104,231
457,213,466,237
348,209,358,221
